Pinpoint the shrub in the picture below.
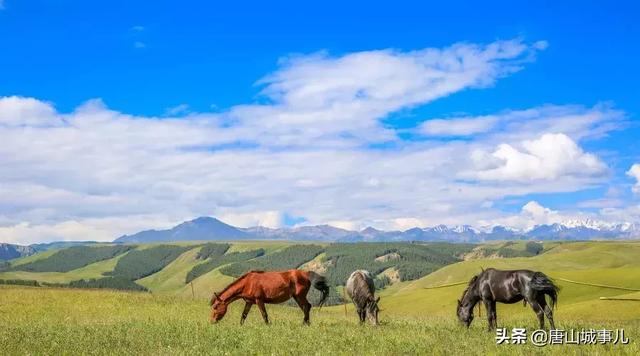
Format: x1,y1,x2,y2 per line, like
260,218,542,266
0,279,40,286
68,277,147,292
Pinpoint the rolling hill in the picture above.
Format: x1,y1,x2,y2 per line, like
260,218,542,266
0,241,475,302
376,241,640,322
2,239,639,316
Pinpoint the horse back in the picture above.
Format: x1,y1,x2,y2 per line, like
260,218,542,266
480,268,536,303
346,270,375,305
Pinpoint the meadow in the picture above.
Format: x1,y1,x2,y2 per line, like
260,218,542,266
1,240,639,355
0,285,638,355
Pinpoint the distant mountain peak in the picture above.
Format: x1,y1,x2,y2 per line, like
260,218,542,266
114,216,249,243
361,226,381,234
111,216,640,244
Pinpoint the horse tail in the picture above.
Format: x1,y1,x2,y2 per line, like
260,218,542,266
530,272,559,309
308,271,329,308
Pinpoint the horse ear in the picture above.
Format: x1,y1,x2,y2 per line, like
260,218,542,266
214,292,220,300
480,267,485,272
376,296,380,303
457,299,461,306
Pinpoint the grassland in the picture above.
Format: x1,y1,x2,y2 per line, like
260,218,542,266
1,241,639,354
0,285,637,355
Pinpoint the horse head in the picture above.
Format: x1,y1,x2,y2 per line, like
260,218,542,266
365,296,381,326
209,292,228,324
456,276,479,328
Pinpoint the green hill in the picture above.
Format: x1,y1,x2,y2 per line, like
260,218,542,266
0,241,475,300
374,241,640,322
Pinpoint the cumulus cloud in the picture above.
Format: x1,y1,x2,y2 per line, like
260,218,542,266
483,201,567,231
0,96,59,127
0,39,629,244
470,133,607,181
219,211,284,229
628,164,640,194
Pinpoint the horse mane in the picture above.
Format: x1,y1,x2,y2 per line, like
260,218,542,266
216,270,264,297
460,274,480,302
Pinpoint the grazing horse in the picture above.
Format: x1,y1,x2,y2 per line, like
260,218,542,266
456,268,559,330
346,270,380,325
209,269,329,325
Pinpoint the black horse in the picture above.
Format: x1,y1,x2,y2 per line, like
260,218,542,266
456,268,559,330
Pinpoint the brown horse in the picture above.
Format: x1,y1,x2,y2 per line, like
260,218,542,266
209,269,329,325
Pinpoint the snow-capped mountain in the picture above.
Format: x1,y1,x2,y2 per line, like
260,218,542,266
110,216,640,244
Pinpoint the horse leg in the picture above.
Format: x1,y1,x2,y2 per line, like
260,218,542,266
483,300,492,330
256,300,269,325
294,295,312,325
538,296,556,329
488,301,497,330
240,301,253,325
357,307,366,323
483,300,496,330
529,300,545,329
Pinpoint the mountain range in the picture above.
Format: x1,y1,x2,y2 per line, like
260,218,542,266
113,216,640,244
0,243,36,261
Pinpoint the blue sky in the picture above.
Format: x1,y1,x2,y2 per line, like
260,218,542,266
0,1,639,243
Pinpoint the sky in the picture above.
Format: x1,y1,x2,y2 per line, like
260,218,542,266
0,1,639,244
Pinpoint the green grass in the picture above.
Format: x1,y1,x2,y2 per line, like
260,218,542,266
8,248,59,267
136,247,203,293
0,285,637,355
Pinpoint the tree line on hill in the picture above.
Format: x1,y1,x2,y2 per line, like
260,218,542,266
10,245,133,273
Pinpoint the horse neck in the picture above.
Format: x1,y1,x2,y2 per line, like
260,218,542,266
462,287,481,310
219,279,244,303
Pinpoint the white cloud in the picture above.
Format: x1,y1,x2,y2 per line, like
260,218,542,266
628,164,640,194
233,38,543,146
0,39,631,244
219,211,284,229
420,115,498,136
165,104,190,116
470,133,607,181
326,220,361,231
484,201,566,231
0,96,59,127
0,216,177,245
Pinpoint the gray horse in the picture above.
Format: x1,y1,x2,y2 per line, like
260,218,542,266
346,270,380,325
